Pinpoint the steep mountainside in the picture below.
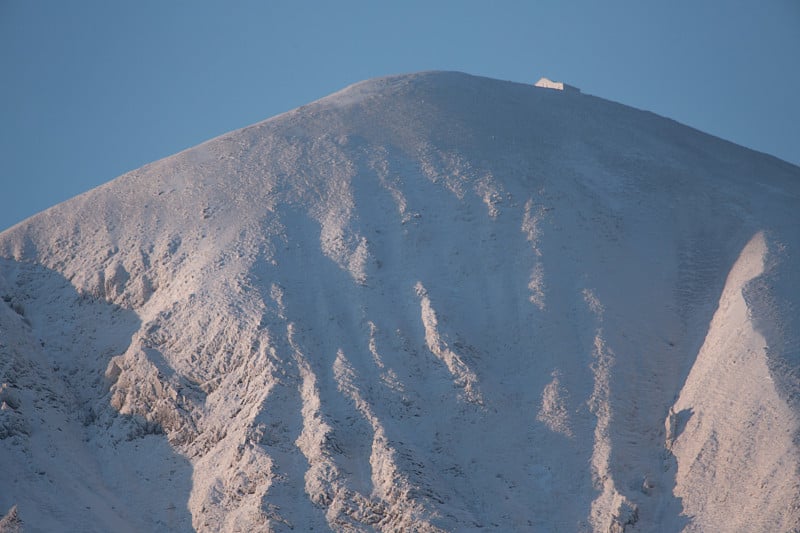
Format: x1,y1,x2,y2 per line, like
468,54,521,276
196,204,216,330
1,72,799,532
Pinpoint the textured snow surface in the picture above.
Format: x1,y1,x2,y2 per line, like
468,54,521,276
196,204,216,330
1,71,799,532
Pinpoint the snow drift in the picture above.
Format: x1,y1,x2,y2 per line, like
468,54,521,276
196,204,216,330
1,71,799,532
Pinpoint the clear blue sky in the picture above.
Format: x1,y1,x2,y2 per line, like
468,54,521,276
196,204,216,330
2,1,798,231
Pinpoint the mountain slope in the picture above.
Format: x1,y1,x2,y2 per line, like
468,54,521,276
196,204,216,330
1,71,799,532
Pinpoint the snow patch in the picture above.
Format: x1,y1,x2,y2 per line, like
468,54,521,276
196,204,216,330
584,289,638,532
537,370,573,438
415,282,483,405
522,197,549,309
669,232,800,532
333,350,444,531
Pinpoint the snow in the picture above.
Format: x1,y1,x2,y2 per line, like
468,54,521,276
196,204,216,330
1,71,799,532
669,232,800,531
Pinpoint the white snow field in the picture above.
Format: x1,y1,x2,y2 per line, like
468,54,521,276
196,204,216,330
1,71,799,532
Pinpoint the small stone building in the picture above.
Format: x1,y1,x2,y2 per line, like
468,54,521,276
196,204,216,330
535,77,580,93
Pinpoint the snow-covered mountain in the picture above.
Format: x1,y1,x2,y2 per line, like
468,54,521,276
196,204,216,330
1,71,798,532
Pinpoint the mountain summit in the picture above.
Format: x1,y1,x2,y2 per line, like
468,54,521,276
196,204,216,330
1,72,799,532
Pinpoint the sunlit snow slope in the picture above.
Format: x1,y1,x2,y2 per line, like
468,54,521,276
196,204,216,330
1,72,799,532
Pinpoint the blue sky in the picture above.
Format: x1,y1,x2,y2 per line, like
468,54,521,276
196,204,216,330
2,1,798,231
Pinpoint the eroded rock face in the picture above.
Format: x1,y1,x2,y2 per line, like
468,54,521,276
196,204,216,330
0,505,23,533
1,72,799,532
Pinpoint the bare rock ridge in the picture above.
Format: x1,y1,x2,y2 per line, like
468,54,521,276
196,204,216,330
1,71,799,532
